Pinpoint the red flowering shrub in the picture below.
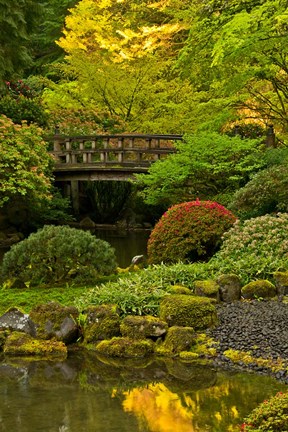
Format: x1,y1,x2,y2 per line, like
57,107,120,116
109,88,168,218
241,391,288,431
147,200,236,264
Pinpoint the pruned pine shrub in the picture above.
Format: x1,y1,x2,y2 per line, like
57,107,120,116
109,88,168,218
210,213,288,284
148,200,236,264
0,225,117,287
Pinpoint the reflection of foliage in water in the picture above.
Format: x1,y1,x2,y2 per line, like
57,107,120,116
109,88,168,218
121,372,286,432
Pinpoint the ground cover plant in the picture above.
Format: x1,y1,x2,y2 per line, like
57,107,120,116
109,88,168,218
148,200,236,264
74,261,212,317
0,225,117,288
241,391,288,431
210,213,288,284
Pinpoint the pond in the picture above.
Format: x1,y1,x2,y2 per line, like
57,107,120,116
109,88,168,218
0,352,286,432
93,228,150,268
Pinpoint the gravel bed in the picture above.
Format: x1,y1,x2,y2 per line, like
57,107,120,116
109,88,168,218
206,300,288,383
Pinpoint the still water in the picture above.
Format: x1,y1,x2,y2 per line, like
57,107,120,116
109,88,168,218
94,229,150,268
0,352,286,432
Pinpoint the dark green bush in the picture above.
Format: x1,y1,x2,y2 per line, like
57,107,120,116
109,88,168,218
0,225,117,287
241,391,288,431
148,200,236,264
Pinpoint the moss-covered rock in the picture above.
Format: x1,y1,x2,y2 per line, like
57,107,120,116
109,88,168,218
157,326,195,355
3,331,67,359
194,280,220,301
120,315,168,340
0,307,36,336
0,330,8,351
241,280,277,299
29,302,79,344
159,295,218,330
273,271,288,296
83,305,121,343
170,285,192,295
216,274,242,302
95,337,154,358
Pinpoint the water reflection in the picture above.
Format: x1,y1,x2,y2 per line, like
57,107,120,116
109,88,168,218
93,229,150,267
0,353,285,432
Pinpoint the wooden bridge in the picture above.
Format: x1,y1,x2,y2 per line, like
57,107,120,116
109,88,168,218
49,133,183,212
51,133,182,181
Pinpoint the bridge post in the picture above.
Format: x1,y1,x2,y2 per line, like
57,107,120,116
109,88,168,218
118,137,124,163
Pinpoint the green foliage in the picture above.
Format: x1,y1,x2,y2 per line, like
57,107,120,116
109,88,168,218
180,0,288,135
0,0,42,84
0,115,53,207
0,225,117,287
84,181,132,223
46,107,124,135
148,200,236,265
241,391,288,431
230,163,288,219
210,213,288,284
137,132,265,207
0,95,48,127
74,261,213,316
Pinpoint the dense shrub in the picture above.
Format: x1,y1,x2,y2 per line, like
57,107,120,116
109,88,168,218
0,225,117,287
210,213,288,284
241,391,288,431
147,200,236,264
230,164,288,219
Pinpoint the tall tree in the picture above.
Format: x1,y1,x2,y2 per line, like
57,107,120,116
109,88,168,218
0,0,41,86
179,0,288,135
43,0,196,133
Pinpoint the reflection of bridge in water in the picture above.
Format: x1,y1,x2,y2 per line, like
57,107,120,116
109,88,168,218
49,133,183,212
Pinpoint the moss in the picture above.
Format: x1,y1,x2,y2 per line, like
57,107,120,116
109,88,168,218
120,315,168,340
159,295,218,329
84,316,121,343
179,351,200,360
170,285,192,295
84,304,120,323
241,280,277,299
223,348,288,373
0,330,8,351
3,331,67,359
191,333,218,357
95,337,154,358
273,271,288,295
29,302,79,340
157,326,195,355
194,280,220,301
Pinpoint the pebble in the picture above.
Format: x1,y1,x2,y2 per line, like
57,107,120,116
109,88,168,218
206,300,288,383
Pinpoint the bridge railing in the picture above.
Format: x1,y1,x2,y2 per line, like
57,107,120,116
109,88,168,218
50,134,182,167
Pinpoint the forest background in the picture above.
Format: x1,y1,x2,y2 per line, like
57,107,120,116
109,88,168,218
0,0,288,230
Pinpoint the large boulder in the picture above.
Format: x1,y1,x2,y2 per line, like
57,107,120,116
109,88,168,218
29,302,79,344
120,315,168,340
83,304,121,343
216,274,242,302
159,295,218,330
0,307,36,336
